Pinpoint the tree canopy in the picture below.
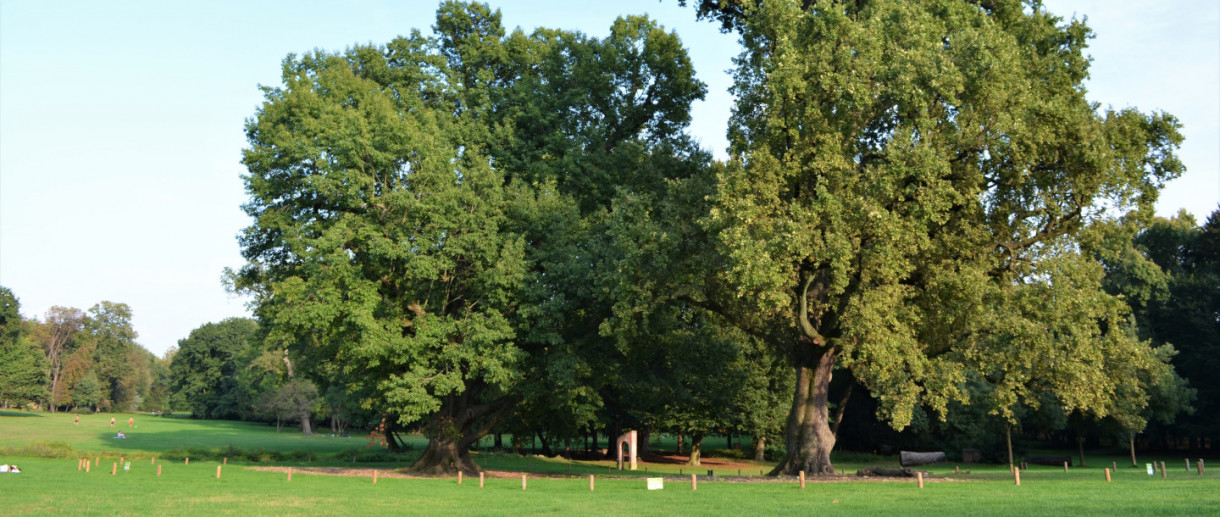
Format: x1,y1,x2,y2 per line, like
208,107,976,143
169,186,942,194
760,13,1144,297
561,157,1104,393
665,0,1184,475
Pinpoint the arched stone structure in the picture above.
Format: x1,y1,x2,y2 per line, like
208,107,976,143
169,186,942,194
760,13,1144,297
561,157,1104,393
616,430,638,470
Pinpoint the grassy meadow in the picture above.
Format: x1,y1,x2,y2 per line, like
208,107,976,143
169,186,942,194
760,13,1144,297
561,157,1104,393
3,411,1218,516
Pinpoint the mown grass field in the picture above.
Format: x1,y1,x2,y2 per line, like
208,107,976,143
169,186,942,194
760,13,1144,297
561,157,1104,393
3,411,1218,516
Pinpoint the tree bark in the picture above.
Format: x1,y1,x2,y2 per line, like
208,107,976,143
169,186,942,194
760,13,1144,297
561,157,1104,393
753,435,766,462
638,427,651,457
1005,423,1014,469
1077,433,1086,468
687,431,704,466
1129,432,1137,467
408,388,519,475
770,347,838,476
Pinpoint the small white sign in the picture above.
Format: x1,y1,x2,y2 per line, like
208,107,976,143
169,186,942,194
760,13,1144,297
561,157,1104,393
647,477,664,490
1146,463,1154,476
124,462,131,472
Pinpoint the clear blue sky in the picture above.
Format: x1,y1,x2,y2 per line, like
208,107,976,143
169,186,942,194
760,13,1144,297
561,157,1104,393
2,0,1216,357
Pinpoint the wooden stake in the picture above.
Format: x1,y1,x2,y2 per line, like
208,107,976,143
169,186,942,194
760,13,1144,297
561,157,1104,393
917,471,924,489
1064,461,1069,473
157,465,162,476
479,472,484,488
589,474,595,491
522,473,527,490
1105,468,1111,482
78,458,83,471
185,457,190,466
691,473,697,491
955,466,960,474
287,468,292,482
86,461,91,473
373,470,377,484
223,457,227,465
1199,460,1204,476
1014,467,1021,486
217,465,222,479
1112,461,1117,472
800,470,805,489
152,457,156,465
1161,461,1167,479
458,471,463,484
112,463,117,475
94,457,99,467
120,457,124,465
1186,458,1191,472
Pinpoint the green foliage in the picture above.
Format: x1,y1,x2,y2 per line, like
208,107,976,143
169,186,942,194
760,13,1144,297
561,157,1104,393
170,318,260,419
664,0,1187,473
0,287,49,408
71,372,103,411
1102,209,1217,442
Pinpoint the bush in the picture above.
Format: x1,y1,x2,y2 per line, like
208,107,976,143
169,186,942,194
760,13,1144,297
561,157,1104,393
0,441,76,458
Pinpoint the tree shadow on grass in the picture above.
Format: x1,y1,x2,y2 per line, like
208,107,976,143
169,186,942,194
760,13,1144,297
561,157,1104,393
0,410,43,418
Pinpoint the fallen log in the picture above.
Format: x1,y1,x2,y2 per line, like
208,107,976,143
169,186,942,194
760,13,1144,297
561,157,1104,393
856,467,925,478
900,451,946,467
1025,455,1071,467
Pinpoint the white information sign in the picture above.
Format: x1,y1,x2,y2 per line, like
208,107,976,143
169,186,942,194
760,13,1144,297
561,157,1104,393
647,477,664,490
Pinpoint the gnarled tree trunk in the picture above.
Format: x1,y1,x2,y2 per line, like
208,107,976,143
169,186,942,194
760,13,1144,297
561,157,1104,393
770,347,838,476
409,387,518,475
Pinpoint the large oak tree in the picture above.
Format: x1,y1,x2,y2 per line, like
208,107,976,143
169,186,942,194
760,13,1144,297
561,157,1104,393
681,0,1184,475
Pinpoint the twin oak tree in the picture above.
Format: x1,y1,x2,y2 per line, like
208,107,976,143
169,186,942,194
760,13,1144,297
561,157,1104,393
232,1,1185,475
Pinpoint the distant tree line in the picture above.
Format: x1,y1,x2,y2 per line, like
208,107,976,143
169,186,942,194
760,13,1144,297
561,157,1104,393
0,291,170,414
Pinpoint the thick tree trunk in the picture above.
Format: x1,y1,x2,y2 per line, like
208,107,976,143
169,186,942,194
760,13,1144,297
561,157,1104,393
409,388,518,475
753,435,766,462
770,348,838,476
677,433,684,455
688,431,704,466
638,427,651,457
299,410,312,435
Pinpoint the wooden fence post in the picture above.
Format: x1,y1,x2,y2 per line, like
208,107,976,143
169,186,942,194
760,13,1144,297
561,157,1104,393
917,471,924,489
589,474,595,491
217,465,222,479
522,473,527,490
1105,468,1111,482
1014,467,1021,486
112,463,117,475
1161,461,1167,479
480,472,485,488
691,473,697,491
157,464,162,476
287,468,292,482
800,470,806,489
458,471,463,484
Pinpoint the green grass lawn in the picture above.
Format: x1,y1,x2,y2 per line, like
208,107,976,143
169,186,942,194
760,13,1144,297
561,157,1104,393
3,411,1219,516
